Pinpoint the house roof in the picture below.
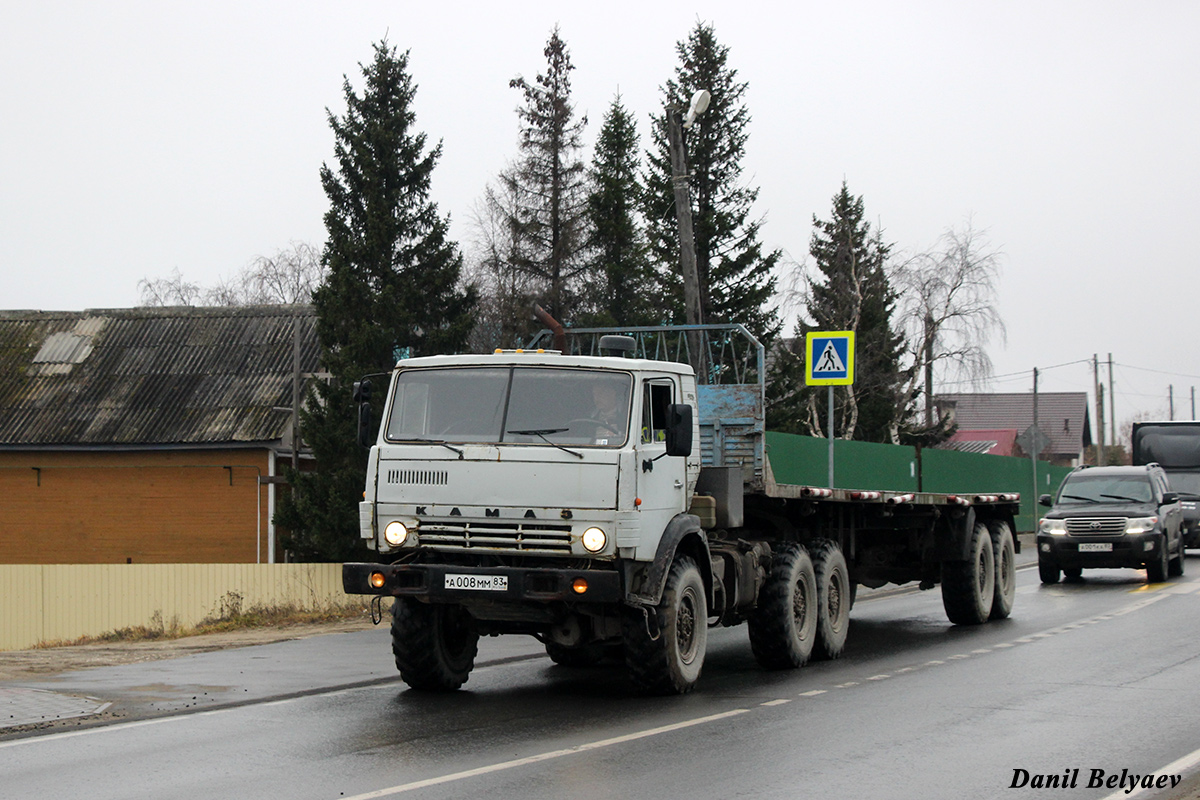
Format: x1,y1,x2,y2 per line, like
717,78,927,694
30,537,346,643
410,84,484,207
0,306,320,448
936,392,1092,456
941,428,1019,456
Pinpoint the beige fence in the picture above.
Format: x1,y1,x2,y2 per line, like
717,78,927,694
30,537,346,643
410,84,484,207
0,563,354,651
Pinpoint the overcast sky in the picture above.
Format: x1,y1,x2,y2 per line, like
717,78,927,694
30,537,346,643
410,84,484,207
2,1,1198,430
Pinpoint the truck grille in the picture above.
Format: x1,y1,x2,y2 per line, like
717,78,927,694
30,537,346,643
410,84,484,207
1066,517,1127,535
386,469,449,486
420,521,574,553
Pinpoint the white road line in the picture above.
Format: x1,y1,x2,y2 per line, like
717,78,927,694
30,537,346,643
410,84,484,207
337,707,752,800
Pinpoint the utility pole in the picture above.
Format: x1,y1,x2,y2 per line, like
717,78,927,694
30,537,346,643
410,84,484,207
1094,354,1105,465
1170,385,1175,420
1108,353,1115,453
666,94,709,383
923,311,935,427
1192,386,1196,420
1031,367,1039,501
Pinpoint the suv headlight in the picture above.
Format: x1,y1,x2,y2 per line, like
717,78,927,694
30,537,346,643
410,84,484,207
1039,518,1066,535
1125,516,1158,534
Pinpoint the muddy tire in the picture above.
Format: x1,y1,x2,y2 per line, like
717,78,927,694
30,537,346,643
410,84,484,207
811,539,851,660
748,542,818,670
1147,535,1169,583
623,556,707,694
391,598,479,691
941,522,995,625
988,521,1016,620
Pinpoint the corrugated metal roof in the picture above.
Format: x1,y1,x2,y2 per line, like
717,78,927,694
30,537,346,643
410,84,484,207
936,392,1092,456
0,306,320,447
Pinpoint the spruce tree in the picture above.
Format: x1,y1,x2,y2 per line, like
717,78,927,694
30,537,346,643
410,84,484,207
500,26,590,327
275,41,475,561
644,21,781,344
768,183,907,442
581,95,657,327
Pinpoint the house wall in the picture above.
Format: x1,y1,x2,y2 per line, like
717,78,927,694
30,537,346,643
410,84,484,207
0,449,274,564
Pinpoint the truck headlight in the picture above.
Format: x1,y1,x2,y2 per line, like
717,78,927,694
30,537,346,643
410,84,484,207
384,521,409,547
582,527,607,553
1125,516,1158,534
1039,518,1066,535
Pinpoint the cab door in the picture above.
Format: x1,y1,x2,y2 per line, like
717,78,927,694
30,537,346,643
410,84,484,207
634,378,687,537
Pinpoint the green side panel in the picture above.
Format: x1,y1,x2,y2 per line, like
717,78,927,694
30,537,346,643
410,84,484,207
764,431,1075,533
765,431,918,492
921,449,1073,533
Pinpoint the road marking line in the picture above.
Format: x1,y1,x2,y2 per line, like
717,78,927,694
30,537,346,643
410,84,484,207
761,699,791,706
836,682,859,688
799,690,826,697
337,707,752,799
867,674,890,681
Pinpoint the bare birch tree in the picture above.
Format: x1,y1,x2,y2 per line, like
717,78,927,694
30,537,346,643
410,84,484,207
893,219,1006,434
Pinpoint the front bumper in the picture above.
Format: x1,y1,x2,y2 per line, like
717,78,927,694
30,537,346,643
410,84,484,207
1036,531,1165,570
343,562,624,604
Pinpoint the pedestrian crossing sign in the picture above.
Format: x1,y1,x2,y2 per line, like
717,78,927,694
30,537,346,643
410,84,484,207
805,331,855,386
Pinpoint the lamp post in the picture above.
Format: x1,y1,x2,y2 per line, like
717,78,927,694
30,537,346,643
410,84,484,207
666,89,710,381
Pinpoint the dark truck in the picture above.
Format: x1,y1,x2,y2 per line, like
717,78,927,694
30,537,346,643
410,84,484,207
1132,421,1200,547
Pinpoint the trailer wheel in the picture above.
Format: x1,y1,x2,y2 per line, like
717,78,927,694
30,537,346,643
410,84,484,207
941,522,995,625
391,598,479,691
988,521,1016,620
811,539,851,660
748,542,818,670
623,555,707,694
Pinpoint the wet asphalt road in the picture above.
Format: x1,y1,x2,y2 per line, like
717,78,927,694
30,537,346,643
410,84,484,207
6,559,1200,800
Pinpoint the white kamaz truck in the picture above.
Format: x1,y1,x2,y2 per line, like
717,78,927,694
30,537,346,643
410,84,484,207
343,324,1020,694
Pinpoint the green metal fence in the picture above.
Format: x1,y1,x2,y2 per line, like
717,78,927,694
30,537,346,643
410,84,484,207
764,431,1073,532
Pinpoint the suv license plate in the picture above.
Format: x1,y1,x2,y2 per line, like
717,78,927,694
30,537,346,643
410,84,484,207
1078,543,1113,552
445,574,508,591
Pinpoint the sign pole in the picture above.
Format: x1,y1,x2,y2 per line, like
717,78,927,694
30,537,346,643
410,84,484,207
828,384,835,488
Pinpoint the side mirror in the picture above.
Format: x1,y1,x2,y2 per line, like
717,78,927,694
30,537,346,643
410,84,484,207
354,379,373,448
1162,492,1179,505
1038,494,1053,507
665,403,693,458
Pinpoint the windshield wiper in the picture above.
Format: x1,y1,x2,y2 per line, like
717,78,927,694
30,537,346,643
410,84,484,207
1100,493,1143,503
396,438,464,458
507,428,583,459
1061,494,1095,502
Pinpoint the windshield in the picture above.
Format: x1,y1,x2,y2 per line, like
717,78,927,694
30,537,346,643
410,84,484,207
385,366,632,448
1057,473,1154,505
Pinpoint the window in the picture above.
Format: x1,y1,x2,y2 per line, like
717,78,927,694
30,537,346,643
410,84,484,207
641,381,673,444
384,366,633,448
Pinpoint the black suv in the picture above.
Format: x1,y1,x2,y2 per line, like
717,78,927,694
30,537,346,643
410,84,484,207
1037,464,1185,583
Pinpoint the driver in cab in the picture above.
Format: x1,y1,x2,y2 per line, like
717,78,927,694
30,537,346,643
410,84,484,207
586,380,629,444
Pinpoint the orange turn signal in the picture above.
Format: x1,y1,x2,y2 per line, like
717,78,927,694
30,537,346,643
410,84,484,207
572,578,588,594
369,572,386,589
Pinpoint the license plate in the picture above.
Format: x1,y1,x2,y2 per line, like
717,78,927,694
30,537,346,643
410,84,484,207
1078,542,1113,552
444,574,508,591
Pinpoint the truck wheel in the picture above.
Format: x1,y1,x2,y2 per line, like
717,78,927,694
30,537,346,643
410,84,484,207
988,521,1016,620
1038,558,1061,584
391,598,478,691
623,556,707,694
1147,535,1169,582
811,539,851,660
941,522,995,625
748,542,818,670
